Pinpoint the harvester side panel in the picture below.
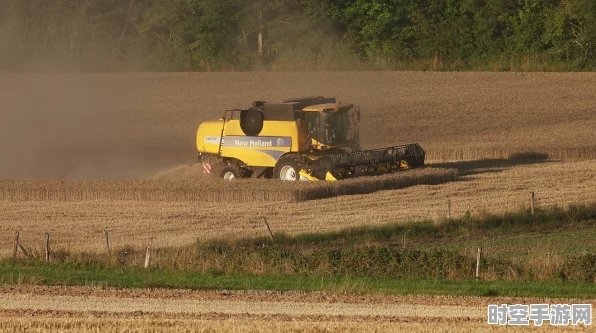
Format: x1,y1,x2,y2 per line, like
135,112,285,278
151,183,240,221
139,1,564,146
217,120,301,168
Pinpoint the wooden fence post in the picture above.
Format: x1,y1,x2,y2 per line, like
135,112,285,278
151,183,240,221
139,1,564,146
262,217,274,241
530,192,535,216
17,243,29,258
105,230,111,255
448,199,452,219
476,248,481,279
13,231,19,259
13,231,29,259
45,233,50,263
144,238,153,269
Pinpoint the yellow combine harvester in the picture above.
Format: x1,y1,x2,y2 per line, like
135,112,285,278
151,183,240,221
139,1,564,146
196,96,425,181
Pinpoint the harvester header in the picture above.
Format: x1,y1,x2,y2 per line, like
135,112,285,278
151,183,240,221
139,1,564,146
196,96,425,181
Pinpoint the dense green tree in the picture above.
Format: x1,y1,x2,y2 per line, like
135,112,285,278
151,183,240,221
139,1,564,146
318,0,419,60
1,0,595,71
509,0,555,55
461,0,515,61
563,0,596,67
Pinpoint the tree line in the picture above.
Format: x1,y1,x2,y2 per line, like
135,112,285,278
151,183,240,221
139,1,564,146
1,0,595,71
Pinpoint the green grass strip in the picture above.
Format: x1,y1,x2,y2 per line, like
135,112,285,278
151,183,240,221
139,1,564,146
215,204,596,249
2,261,596,299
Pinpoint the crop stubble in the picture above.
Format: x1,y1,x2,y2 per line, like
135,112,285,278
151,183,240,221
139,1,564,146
1,287,592,332
0,72,595,254
4,317,577,333
0,168,457,203
0,160,594,255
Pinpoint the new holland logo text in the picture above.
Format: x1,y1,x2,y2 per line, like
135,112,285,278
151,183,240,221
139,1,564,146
223,136,291,148
235,139,273,147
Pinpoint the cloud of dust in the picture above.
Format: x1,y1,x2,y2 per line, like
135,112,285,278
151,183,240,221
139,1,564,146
0,71,394,180
0,74,194,179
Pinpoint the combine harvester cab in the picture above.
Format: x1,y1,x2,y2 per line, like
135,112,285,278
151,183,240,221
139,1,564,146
196,96,425,181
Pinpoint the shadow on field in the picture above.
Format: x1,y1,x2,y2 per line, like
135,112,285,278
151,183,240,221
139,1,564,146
431,156,552,177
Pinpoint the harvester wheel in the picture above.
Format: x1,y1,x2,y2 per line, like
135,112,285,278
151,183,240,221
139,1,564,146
274,155,304,181
221,165,243,180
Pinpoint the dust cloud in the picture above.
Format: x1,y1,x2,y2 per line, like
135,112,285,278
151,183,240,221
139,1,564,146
0,74,195,179
0,72,382,179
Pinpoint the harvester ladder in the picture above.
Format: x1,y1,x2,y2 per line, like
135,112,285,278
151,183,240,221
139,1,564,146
217,119,226,157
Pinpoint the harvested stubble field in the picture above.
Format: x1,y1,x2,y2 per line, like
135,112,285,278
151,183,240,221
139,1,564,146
0,72,595,253
0,168,457,203
0,159,594,256
0,286,592,332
